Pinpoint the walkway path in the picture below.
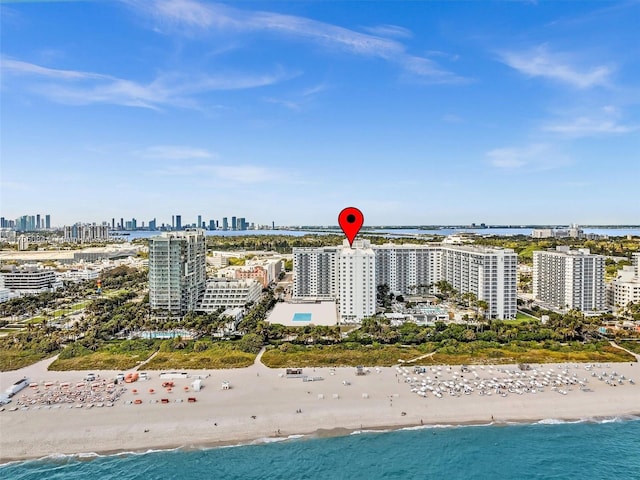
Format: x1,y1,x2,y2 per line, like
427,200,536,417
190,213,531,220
135,350,160,371
610,341,640,362
402,351,436,364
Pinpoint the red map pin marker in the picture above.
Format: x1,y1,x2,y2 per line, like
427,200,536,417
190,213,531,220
338,207,364,247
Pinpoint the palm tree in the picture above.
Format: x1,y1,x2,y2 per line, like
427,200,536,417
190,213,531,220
476,300,489,331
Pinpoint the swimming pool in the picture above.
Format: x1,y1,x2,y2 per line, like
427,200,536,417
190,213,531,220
292,313,312,322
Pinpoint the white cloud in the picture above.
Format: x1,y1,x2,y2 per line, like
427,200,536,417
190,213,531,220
155,163,281,184
486,143,570,170
544,117,638,136
136,145,215,160
500,45,612,89
361,24,413,39
128,0,466,84
1,57,110,80
542,107,639,137
0,56,295,109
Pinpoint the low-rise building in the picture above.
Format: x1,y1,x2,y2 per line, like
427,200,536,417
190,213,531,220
235,266,269,288
58,269,100,282
0,265,63,295
609,253,640,314
197,278,262,312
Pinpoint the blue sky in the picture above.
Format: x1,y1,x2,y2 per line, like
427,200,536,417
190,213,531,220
1,0,639,227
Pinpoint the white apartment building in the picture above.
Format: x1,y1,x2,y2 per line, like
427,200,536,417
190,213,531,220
58,269,100,282
0,265,63,295
64,224,110,243
197,278,262,312
338,240,376,323
292,246,339,300
17,235,29,251
533,246,605,313
375,243,441,295
440,246,518,320
293,242,517,321
609,252,640,313
148,229,206,315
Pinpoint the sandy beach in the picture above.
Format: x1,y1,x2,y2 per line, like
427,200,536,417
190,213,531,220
1,353,639,463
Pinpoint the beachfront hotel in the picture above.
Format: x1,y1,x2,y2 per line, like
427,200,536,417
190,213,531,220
533,246,605,313
148,229,206,315
293,242,518,321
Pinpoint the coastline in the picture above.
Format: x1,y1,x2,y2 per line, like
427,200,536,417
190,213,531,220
3,415,640,466
2,358,639,464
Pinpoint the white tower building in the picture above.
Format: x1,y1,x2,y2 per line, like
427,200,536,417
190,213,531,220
338,240,376,323
533,246,605,313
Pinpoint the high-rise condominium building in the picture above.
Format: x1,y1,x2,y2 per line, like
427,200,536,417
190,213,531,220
338,240,376,323
231,216,237,230
375,244,517,319
222,217,229,231
175,215,182,231
440,245,518,320
292,246,340,300
375,244,441,295
292,240,375,322
64,224,110,243
533,246,605,313
148,229,206,315
293,242,518,321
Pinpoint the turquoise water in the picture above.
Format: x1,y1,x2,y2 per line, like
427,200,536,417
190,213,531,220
292,313,312,322
3,419,639,479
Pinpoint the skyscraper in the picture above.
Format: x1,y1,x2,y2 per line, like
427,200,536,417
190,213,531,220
148,229,206,315
36,214,41,230
222,217,228,230
175,215,182,230
208,219,215,230
197,215,202,229
231,216,237,230
45,214,51,229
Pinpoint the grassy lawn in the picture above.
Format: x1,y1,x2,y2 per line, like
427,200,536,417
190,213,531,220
261,344,429,368
144,341,256,370
0,349,58,371
49,339,160,371
419,341,635,365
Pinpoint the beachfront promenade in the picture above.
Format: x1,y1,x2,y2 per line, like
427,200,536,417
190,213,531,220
1,355,639,462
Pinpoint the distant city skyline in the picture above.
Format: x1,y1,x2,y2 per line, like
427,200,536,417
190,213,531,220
1,1,639,225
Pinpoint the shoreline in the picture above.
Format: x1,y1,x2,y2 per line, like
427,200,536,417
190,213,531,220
2,358,639,464
2,414,640,465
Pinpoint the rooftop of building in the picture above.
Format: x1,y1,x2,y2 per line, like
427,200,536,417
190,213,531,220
266,301,338,326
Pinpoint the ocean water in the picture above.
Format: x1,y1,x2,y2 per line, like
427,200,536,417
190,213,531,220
113,227,640,240
3,419,640,480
